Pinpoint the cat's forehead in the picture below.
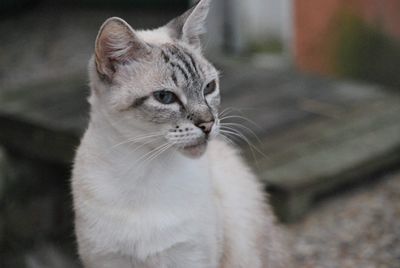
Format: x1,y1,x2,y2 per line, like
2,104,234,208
157,43,217,97
160,43,216,81
112,41,218,103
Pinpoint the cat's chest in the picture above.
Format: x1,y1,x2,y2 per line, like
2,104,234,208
81,156,221,258
112,154,213,207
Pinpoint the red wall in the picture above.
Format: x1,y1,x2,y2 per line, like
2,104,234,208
294,0,400,75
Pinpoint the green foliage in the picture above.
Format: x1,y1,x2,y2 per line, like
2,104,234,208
334,13,400,89
249,39,283,54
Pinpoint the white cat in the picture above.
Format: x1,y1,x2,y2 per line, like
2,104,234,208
71,0,288,267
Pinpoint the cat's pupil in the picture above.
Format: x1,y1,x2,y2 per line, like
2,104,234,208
153,90,177,104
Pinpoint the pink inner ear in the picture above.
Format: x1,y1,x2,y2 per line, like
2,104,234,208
95,30,133,77
95,18,151,80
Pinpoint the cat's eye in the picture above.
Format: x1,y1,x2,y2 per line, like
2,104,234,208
204,80,216,95
153,90,178,105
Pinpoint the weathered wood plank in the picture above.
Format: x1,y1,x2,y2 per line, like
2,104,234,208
0,65,399,221
0,75,88,135
251,98,400,221
0,76,87,163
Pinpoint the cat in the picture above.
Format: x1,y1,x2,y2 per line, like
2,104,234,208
71,0,288,267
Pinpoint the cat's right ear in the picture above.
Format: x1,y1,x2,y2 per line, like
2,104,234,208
166,0,211,50
95,17,151,81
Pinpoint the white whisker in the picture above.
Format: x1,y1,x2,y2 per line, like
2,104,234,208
218,133,237,147
220,122,263,145
219,115,260,130
111,132,163,149
219,127,267,159
219,107,235,117
135,142,171,168
144,143,174,166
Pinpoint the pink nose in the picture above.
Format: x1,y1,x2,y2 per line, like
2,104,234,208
197,121,214,134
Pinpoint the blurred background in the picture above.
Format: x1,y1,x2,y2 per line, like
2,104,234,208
0,0,399,267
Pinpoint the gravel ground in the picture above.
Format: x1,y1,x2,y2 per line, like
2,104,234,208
287,172,400,268
21,172,400,268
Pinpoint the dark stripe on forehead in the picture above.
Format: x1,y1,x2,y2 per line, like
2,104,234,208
171,72,178,86
186,52,199,74
161,48,183,85
164,45,195,81
161,44,204,86
170,46,199,80
171,62,189,80
176,51,197,79
161,51,170,63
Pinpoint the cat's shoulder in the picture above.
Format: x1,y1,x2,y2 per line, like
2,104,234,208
206,138,253,175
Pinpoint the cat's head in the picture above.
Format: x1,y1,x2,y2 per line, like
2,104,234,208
89,0,220,158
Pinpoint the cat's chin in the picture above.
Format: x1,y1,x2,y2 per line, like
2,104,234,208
180,142,207,159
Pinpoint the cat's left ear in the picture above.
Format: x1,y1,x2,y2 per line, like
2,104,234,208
95,17,151,81
166,0,211,50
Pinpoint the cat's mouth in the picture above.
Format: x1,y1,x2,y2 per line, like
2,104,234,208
180,140,207,158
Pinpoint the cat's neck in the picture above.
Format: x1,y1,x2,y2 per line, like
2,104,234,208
86,115,172,168
81,118,211,208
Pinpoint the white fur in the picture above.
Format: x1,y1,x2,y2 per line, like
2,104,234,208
137,28,173,45
73,63,288,268
72,1,288,266
72,108,287,267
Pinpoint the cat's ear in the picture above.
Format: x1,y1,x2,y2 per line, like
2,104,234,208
95,17,151,81
166,0,211,50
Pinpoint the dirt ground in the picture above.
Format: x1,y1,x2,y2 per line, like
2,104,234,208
287,172,400,268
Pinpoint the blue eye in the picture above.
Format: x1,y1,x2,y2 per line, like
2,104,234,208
204,80,216,95
153,90,177,104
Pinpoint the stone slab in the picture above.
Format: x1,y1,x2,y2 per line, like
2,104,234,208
0,64,399,221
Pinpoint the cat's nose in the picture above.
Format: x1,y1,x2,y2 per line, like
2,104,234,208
196,121,214,135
